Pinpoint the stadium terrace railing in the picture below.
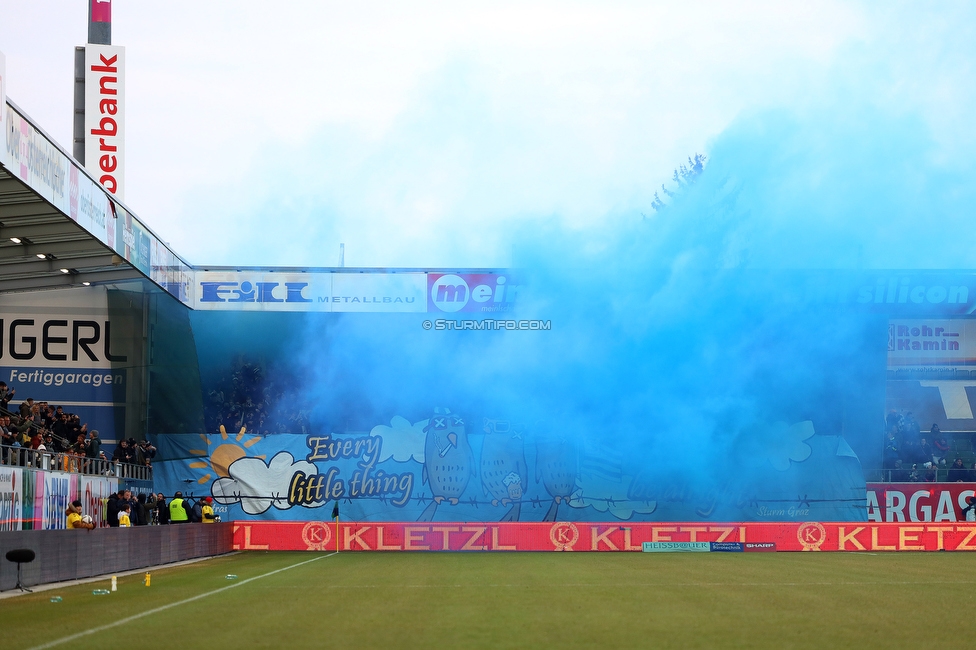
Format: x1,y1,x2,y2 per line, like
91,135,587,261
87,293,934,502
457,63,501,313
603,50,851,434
0,443,152,481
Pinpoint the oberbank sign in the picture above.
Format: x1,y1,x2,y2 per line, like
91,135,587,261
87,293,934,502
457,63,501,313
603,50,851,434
193,272,426,313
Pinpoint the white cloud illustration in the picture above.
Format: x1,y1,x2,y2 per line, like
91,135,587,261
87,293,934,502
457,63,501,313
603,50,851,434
765,420,815,471
212,451,317,514
370,415,426,463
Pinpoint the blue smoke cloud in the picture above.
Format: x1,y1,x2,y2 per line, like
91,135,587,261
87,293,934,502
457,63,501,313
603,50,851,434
187,12,976,521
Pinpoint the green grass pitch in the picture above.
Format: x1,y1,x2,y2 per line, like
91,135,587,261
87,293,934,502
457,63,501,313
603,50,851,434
4,551,976,649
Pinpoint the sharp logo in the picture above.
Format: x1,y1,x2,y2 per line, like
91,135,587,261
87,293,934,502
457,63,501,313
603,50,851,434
429,274,519,313
199,281,313,304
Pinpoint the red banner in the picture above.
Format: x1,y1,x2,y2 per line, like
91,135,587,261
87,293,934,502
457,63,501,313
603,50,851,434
866,482,976,523
91,0,111,23
232,521,976,552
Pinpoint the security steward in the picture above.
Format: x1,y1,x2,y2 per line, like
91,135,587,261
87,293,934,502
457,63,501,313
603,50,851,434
169,491,189,524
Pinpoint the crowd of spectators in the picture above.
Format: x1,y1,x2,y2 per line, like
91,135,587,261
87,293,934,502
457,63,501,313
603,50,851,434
883,410,976,482
0,382,155,474
205,357,311,435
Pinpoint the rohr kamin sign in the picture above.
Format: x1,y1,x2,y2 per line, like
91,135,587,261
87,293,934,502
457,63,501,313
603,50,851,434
84,44,124,199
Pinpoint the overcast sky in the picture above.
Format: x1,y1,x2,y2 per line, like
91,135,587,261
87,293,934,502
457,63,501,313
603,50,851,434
1,1,973,268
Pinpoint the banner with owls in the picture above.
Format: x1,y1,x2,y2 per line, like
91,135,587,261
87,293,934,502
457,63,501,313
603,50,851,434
151,412,867,523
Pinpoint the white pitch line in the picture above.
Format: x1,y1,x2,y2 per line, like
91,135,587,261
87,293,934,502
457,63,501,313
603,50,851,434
253,579,976,589
26,553,337,650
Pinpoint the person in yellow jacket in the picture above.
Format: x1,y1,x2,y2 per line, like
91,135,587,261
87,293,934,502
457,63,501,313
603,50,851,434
66,500,95,530
169,491,189,523
118,503,132,527
201,496,216,523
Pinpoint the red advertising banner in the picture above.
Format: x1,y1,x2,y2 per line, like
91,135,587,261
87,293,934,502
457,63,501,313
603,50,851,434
866,482,976,523
232,521,976,552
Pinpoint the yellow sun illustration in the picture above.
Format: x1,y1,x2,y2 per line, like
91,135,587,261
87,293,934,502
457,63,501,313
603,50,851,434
188,426,265,484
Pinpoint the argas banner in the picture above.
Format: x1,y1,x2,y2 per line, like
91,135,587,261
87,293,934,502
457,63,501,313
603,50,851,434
153,416,866,524
232,520,976,552
866,483,976,523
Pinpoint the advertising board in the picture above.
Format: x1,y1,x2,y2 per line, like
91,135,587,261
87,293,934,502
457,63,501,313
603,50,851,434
866,483,976,523
84,44,125,199
0,287,128,442
0,467,23,531
427,272,519,313
233,520,976,552
193,271,426,312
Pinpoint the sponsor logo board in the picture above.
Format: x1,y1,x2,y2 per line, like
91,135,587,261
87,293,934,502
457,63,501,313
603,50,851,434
233,521,976,552
84,44,125,198
194,272,425,312
428,273,519,313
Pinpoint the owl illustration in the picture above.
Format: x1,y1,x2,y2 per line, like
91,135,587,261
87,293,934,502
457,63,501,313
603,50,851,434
536,434,578,522
418,407,474,521
480,418,527,522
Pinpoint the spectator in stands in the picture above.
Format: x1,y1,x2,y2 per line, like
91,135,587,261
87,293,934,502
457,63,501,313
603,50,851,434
52,412,69,441
931,425,949,465
883,431,900,470
86,430,101,468
112,439,130,464
918,437,933,464
0,381,14,410
69,433,87,456
923,462,938,483
18,397,34,419
0,417,11,462
156,493,169,525
140,439,156,463
948,458,968,482
191,497,204,523
66,500,95,530
131,439,146,467
10,417,31,446
890,459,910,482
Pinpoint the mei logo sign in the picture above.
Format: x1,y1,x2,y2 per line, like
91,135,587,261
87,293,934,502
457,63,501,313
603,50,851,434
428,273,520,313
199,281,313,304
84,44,125,198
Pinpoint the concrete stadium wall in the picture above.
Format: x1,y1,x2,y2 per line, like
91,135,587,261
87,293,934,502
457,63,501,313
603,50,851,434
0,523,233,591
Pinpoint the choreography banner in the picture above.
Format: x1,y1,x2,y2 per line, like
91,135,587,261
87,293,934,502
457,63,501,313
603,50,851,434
232,520,976,552
153,421,867,524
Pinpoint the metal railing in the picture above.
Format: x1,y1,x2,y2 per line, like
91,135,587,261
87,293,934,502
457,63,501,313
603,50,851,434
867,467,976,483
0,444,152,481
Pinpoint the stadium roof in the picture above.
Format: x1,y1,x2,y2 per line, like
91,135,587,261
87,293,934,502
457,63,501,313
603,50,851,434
0,163,144,293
